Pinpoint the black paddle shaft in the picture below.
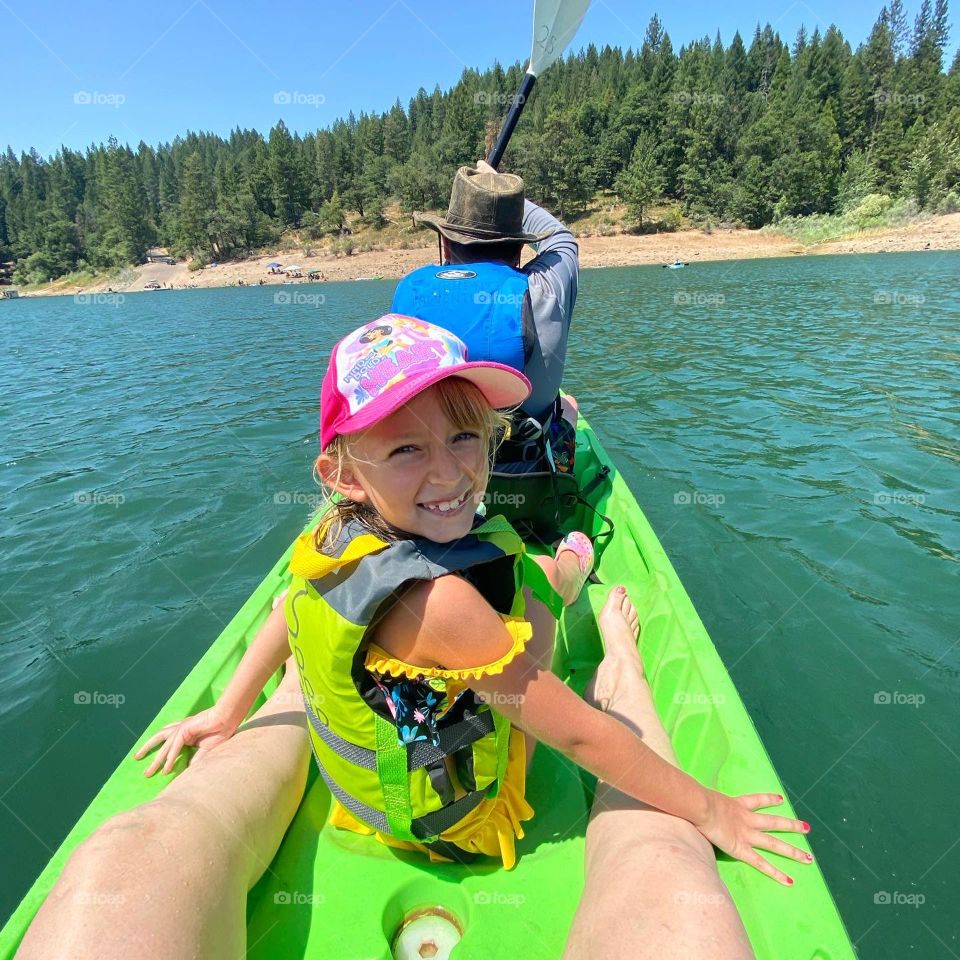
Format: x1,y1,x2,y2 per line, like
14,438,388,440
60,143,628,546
486,71,538,169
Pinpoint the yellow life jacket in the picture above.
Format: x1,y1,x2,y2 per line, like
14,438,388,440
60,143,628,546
284,514,562,853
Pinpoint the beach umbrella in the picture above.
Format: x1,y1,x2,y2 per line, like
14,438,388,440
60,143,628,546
268,261,282,267
285,265,302,271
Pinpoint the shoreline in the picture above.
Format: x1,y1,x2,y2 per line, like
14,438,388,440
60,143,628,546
12,212,960,298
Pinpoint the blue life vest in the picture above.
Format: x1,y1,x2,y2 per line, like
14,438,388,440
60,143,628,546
392,261,585,540
390,262,530,382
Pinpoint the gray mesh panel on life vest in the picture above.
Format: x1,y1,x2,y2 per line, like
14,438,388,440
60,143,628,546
303,695,377,770
306,739,390,833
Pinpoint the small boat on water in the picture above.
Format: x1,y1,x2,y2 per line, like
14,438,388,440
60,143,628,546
663,259,688,269
0,415,855,959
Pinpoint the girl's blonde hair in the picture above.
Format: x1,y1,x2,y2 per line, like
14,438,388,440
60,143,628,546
313,377,511,550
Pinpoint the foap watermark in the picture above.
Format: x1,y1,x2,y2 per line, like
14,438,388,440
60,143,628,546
73,90,126,108
273,90,326,108
674,291,726,307
274,491,324,509
674,691,726,706
474,91,527,107
74,491,125,508
482,490,526,508
874,492,925,507
473,890,526,907
872,90,925,107
484,692,525,708
874,890,925,908
874,691,925,708
74,292,125,308
672,91,725,107
300,690,326,713
73,891,126,906
674,890,729,906
74,691,126,708
873,290,926,306
273,890,326,906
673,491,725,507
474,290,525,307
274,291,326,307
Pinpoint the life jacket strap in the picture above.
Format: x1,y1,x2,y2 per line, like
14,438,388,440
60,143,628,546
410,788,488,840
376,713,419,841
486,709,513,800
304,694,497,772
307,733,492,844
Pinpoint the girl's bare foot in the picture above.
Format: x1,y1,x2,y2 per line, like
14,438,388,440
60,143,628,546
586,586,644,712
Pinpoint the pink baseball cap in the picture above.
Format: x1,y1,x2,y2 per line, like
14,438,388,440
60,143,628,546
320,314,531,450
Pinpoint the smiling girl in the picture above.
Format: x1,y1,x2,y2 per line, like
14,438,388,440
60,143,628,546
137,313,811,884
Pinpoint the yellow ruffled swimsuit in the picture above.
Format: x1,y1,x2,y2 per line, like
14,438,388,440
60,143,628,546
328,615,535,870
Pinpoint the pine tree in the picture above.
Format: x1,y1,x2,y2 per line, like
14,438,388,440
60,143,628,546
268,121,305,227
887,0,910,57
615,133,665,226
95,138,152,265
523,108,597,216
836,150,877,209
175,151,214,256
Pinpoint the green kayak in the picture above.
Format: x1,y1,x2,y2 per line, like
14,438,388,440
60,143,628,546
0,417,855,959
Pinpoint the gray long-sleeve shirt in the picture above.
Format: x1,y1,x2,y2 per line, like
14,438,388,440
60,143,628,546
520,200,579,420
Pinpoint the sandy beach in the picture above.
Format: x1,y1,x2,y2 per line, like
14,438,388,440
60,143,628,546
16,212,960,298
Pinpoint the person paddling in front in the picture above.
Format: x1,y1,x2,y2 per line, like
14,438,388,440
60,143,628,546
392,161,581,537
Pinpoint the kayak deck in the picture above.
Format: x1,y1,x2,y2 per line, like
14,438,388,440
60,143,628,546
0,418,855,959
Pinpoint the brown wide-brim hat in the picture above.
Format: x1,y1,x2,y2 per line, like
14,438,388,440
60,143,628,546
414,165,557,245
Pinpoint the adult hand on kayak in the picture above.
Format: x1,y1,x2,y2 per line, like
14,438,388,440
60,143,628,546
134,704,240,777
696,791,813,885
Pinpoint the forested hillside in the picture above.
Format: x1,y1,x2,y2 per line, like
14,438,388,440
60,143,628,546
2,1,958,284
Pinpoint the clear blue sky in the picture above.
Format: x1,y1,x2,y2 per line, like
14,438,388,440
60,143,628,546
2,0,954,158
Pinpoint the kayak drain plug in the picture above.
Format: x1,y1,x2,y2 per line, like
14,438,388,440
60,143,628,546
391,906,462,960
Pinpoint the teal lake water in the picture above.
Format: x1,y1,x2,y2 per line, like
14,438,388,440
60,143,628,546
2,253,958,956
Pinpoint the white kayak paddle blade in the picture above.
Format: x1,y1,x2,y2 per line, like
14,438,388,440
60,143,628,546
528,0,592,76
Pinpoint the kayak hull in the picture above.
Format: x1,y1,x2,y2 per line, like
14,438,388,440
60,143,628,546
0,417,855,959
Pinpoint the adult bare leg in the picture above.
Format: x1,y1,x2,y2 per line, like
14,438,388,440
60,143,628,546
563,588,755,960
16,660,310,960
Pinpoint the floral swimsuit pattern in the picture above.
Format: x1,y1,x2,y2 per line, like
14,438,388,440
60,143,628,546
371,674,460,747
363,614,532,748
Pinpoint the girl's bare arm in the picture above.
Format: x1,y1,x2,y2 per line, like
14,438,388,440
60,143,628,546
375,574,811,884
136,597,292,775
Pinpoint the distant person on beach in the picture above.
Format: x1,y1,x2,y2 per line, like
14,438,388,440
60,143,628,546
391,160,579,537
